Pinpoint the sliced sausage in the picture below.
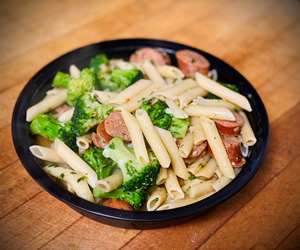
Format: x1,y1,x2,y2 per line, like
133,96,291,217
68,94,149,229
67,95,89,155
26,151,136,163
176,49,210,77
104,112,131,141
130,47,171,65
102,199,133,211
222,136,245,168
53,104,70,116
214,113,244,136
184,141,208,164
92,122,112,148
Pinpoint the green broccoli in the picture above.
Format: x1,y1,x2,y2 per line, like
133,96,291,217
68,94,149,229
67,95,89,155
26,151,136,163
70,93,113,136
58,121,78,151
90,54,109,72
82,147,116,179
67,68,96,105
141,100,172,129
93,187,147,209
169,117,190,139
207,82,239,99
103,138,160,191
52,71,71,88
97,68,143,92
30,114,63,141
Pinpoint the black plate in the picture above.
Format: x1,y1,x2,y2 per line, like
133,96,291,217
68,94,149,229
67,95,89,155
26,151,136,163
12,38,269,229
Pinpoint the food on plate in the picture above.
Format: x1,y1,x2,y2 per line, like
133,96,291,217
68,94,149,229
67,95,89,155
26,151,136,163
27,48,256,211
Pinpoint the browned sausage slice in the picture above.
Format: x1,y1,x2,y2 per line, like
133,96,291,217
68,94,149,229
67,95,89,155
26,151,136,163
214,113,244,136
222,136,245,168
91,122,112,148
102,199,133,211
176,49,210,77
184,141,208,164
130,47,171,65
104,112,131,141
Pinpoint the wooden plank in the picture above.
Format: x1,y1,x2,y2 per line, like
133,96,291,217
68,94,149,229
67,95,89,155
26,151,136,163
276,225,300,249
0,161,41,218
52,102,300,250
0,192,81,250
0,125,18,170
198,154,300,250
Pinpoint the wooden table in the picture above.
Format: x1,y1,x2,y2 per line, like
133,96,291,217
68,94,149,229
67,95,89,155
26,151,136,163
0,0,299,249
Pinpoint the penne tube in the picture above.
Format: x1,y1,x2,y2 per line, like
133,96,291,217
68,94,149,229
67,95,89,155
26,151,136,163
93,90,117,104
165,169,185,200
187,154,211,176
146,187,167,211
142,60,166,86
109,79,152,104
178,132,194,158
76,135,91,152
156,127,189,180
29,145,64,163
156,65,184,79
165,99,188,118
120,108,149,164
190,116,206,145
195,72,252,111
53,139,98,187
192,96,237,110
135,109,171,168
185,105,236,121
26,89,67,122
200,117,235,179
95,169,123,193
156,78,197,99
178,87,208,108
195,158,217,179
212,176,232,192
44,166,94,202
69,64,80,78
121,83,161,112
188,181,214,198
239,111,257,146
156,167,168,185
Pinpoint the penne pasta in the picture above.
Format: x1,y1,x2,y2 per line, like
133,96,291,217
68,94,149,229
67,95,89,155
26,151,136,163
121,108,149,164
195,158,217,179
57,107,74,123
190,116,206,145
200,117,235,179
26,88,67,122
135,109,171,168
187,154,211,176
53,139,98,187
95,168,123,193
212,176,232,192
93,90,117,104
178,87,208,108
156,65,184,79
29,145,64,163
109,79,152,104
165,99,188,119
192,96,237,110
69,64,80,78
165,169,185,200
142,60,166,86
188,181,214,198
178,132,194,158
185,105,236,121
156,167,168,185
195,72,252,111
44,165,94,202
156,127,189,180
239,111,257,146
76,135,91,153
146,187,167,211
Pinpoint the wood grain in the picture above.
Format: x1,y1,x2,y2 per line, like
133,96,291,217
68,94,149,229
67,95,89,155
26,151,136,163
0,0,299,249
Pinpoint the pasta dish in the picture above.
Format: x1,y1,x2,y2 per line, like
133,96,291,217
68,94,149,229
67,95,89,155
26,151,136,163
26,47,256,211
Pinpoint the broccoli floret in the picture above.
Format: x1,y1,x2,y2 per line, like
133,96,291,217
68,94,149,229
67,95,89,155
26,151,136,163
103,138,160,191
207,82,239,99
96,68,143,92
141,100,172,129
30,114,63,141
67,68,96,105
71,93,113,136
169,117,190,139
82,147,116,179
58,121,77,151
93,187,147,209
52,71,71,88
90,54,109,72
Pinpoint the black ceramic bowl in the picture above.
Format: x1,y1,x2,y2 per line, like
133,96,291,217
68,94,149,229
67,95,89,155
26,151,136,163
12,38,269,229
